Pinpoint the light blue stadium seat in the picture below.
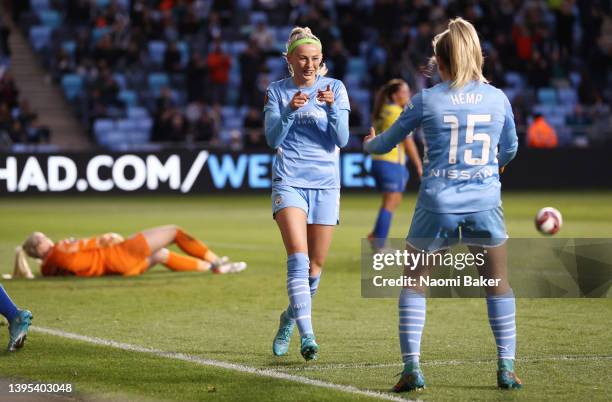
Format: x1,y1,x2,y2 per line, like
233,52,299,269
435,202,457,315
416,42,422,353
112,73,126,89
229,41,248,56
31,0,50,10
148,40,167,65
249,11,267,25
93,119,114,135
96,0,111,8
127,107,149,119
537,87,557,105
117,119,138,133
61,40,76,55
176,41,189,66
118,90,137,106
224,116,243,129
38,10,62,28
504,72,523,88
129,130,152,144
92,27,111,42
557,88,577,106
61,74,83,100
148,73,169,95
29,26,52,51
348,58,367,75
136,118,153,132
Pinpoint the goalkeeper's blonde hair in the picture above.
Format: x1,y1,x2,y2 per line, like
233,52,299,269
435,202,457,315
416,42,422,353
14,232,41,278
284,26,328,77
430,17,488,89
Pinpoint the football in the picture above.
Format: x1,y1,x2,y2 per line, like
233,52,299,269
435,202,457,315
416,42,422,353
535,207,563,235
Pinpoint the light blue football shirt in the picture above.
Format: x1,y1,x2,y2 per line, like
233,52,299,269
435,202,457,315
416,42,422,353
264,75,350,189
365,80,518,213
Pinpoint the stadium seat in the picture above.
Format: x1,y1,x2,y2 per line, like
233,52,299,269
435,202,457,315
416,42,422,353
557,88,577,106
504,72,523,89
129,130,152,144
113,73,127,89
344,73,361,90
249,11,268,25
135,118,153,133
118,90,137,107
224,116,243,129
148,41,167,65
147,73,169,95
275,26,293,43
537,87,557,105
176,41,189,66
61,41,76,55
93,119,114,136
117,119,138,133
229,41,248,56
61,74,83,100
95,0,111,8
29,26,52,51
37,10,62,28
30,0,50,10
348,58,367,75
127,107,149,119
92,27,111,42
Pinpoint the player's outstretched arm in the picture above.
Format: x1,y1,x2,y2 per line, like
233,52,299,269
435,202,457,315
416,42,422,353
264,90,304,148
364,93,423,155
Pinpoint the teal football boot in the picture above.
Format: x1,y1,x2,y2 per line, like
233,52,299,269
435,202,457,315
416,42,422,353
392,362,426,392
272,310,294,356
7,309,32,352
497,359,523,389
300,334,319,361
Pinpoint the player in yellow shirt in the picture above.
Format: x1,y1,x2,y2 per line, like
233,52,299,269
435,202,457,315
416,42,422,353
368,79,423,249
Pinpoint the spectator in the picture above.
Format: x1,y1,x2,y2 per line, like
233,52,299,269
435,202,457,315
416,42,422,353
328,40,348,81
250,22,275,56
164,42,183,73
206,42,231,105
527,114,559,148
186,51,208,102
239,41,263,107
243,107,265,149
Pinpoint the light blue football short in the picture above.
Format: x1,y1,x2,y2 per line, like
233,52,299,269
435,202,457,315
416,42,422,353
407,206,508,252
271,184,340,225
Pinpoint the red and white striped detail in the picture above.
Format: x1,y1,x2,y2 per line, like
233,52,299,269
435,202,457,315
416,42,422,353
535,207,563,235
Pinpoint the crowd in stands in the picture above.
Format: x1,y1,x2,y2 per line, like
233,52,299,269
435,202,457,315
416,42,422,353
6,0,612,150
0,15,51,150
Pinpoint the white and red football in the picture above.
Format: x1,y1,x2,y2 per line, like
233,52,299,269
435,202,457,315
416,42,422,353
535,207,563,235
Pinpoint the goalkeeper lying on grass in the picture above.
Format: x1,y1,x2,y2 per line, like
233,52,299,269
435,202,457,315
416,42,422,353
11,225,246,278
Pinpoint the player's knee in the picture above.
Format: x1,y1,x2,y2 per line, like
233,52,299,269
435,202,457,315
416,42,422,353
151,248,169,264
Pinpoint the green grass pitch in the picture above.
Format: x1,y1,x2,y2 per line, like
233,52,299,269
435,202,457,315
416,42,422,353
0,192,611,401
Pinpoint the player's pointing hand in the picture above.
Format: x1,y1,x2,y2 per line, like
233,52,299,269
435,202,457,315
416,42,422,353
317,84,334,106
290,91,309,110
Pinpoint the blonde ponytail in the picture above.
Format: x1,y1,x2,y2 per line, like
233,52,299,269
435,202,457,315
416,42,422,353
430,17,487,89
13,246,35,279
284,26,328,77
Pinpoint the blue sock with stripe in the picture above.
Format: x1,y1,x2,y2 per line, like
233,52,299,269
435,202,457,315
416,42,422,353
487,289,517,360
286,272,322,322
0,286,18,322
286,253,313,336
398,288,426,368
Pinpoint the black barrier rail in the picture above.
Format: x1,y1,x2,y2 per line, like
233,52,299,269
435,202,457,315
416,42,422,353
0,147,611,194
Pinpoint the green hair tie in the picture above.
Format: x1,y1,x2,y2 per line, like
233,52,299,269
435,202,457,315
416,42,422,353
287,37,322,54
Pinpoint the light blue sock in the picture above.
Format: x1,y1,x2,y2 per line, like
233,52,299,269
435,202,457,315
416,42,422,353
0,286,18,322
286,272,322,321
487,289,517,360
286,253,313,336
399,288,426,365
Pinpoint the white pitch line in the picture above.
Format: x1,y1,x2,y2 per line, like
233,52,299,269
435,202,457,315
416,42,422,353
272,355,612,372
31,326,412,402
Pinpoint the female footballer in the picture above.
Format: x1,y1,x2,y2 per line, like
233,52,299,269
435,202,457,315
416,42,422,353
364,18,521,391
368,79,423,250
13,225,246,278
264,27,350,360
